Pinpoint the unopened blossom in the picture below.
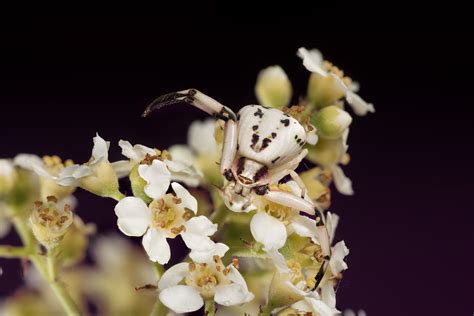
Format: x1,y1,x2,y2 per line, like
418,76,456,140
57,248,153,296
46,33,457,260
0,202,11,238
29,195,74,249
0,159,17,196
119,139,201,187
255,65,293,108
158,254,254,314
297,47,375,116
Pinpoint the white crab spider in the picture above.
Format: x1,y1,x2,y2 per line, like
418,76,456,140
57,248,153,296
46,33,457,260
143,89,331,287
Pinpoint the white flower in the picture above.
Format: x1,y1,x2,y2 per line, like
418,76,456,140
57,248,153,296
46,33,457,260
158,255,254,314
297,47,375,116
114,164,219,264
119,139,201,187
250,181,318,251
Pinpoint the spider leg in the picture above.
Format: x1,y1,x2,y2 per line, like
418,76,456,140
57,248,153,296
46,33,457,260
267,149,308,183
143,88,237,121
221,119,238,174
263,188,314,215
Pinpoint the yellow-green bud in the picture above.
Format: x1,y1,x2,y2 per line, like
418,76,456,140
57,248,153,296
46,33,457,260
313,105,352,140
79,161,122,199
307,73,346,109
58,216,95,267
306,137,345,167
255,65,292,108
30,196,73,249
0,159,17,197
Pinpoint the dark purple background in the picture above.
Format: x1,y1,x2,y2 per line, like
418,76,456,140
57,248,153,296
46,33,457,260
1,18,473,315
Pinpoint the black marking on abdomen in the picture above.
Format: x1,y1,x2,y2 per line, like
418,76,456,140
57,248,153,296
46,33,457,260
261,137,272,150
271,156,280,164
254,107,264,118
252,125,258,131
250,133,259,149
271,132,277,138
237,157,245,175
281,119,290,126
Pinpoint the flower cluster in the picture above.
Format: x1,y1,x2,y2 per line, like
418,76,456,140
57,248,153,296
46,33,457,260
0,48,373,316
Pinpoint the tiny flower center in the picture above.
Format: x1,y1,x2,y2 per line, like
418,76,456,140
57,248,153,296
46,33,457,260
149,194,191,237
262,184,298,223
185,256,232,299
32,196,73,232
140,149,172,165
322,60,354,89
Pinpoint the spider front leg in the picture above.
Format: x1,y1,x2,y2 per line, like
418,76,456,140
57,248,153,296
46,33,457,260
143,88,237,121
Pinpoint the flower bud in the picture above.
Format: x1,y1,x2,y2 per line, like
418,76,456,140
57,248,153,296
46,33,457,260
58,216,95,267
79,161,121,199
306,137,345,168
0,159,17,196
255,66,292,108
30,196,73,249
299,167,331,209
307,73,346,109
313,105,352,140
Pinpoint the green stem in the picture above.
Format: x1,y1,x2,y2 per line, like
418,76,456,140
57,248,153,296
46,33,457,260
0,245,32,258
210,202,229,229
11,214,82,315
47,247,59,281
204,299,216,316
108,190,126,201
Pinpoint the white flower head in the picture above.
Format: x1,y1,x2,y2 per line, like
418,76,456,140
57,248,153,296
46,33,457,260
114,178,221,264
298,47,375,116
158,256,254,314
250,181,318,251
120,140,201,188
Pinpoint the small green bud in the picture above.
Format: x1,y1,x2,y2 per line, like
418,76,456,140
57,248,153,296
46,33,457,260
255,65,292,108
313,105,352,140
307,73,346,109
79,161,121,199
306,137,345,167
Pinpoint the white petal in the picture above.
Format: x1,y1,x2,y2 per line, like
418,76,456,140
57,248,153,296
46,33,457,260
297,47,328,77
188,119,218,155
159,285,204,314
138,160,171,200
13,154,43,172
346,90,375,116
142,228,171,264
291,215,319,243
114,197,150,236
321,283,336,308
267,249,289,273
250,212,287,251
171,182,197,213
227,264,249,290
215,284,254,306
168,145,196,166
111,160,132,178
292,300,312,313
326,212,340,243
158,262,189,290
91,133,110,163
118,139,155,162
57,165,92,186
189,242,229,264
182,216,217,251
329,240,349,275
331,165,354,196
304,296,340,316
